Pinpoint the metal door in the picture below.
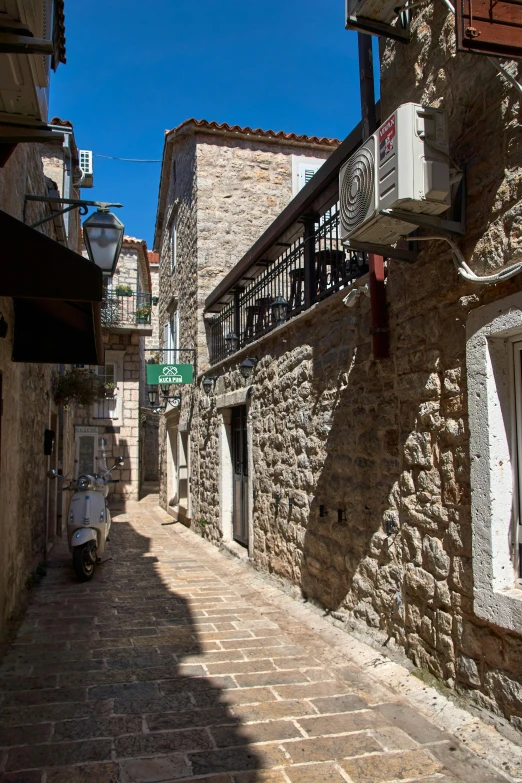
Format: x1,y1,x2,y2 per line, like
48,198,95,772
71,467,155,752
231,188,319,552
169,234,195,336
232,406,248,546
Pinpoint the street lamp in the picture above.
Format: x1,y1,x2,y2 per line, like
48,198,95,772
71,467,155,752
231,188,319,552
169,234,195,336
239,357,258,383
225,331,239,356
202,376,217,394
147,387,158,407
271,295,288,328
83,207,125,277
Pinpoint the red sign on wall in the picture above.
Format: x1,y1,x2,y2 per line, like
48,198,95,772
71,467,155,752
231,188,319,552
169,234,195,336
379,114,396,163
456,0,522,58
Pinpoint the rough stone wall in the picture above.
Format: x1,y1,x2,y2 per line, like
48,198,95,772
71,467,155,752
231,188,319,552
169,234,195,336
0,143,77,636
111,248,139,292
195,135,332,371
158,137,198,511
157,132,335,513
177,15,522,725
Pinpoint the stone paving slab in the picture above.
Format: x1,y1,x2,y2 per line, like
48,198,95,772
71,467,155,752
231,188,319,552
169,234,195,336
0,502,520,782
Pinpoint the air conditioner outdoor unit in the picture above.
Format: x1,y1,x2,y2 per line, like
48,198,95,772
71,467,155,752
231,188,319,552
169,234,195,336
79,150,94,188
340,103,450,246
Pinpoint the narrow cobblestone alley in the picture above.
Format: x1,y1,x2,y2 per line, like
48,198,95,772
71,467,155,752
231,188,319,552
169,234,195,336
1,502,521,783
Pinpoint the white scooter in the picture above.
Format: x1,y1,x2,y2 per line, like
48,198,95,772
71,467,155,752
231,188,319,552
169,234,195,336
48,456,124,581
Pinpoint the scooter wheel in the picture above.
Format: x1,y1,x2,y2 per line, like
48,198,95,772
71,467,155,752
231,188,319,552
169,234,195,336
73,542,97,582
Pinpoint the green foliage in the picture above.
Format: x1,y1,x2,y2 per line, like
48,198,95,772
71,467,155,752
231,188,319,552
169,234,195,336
135,306,151,321
115,284,132,295
198,518,207,528
53,369,113,407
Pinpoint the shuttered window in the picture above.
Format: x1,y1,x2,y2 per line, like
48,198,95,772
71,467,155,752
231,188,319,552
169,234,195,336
292,157,325,197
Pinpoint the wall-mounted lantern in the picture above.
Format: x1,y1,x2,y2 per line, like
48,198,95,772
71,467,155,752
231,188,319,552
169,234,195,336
239,357,258,383
147,385,181,410
271,295,288,328
83,207,125,277
226,331,239,355
202,375,217,395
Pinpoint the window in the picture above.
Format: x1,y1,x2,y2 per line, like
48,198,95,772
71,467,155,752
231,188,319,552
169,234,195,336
74,426,99,479
95,363,117,419
292,156,325,197
93,351,124,420
466,291,522,632
170,216,177,274
163,308,179,363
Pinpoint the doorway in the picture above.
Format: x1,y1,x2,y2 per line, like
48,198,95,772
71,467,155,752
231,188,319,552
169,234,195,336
232,405,248,546
178,430,190,517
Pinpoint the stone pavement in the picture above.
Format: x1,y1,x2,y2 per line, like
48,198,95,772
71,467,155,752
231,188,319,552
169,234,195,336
0,502,521,783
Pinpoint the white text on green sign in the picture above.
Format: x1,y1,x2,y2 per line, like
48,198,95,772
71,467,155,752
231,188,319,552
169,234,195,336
146,364,193,385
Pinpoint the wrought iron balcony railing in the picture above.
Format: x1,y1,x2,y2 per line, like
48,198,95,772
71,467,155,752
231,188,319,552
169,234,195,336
209,202,368,365
101,291,152,328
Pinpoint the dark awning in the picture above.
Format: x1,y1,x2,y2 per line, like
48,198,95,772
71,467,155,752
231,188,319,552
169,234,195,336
0,208,104,364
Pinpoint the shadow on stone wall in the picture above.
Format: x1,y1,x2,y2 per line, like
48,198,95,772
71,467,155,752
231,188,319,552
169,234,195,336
299,313,403,632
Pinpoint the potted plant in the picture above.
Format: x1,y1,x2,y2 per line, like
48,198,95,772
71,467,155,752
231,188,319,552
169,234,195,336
115,284,133,296
53,369,112,408
135,306,151,324
104,382,116,398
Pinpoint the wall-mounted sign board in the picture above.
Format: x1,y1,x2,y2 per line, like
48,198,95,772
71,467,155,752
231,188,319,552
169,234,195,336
456,0,522,58
146,364,193,385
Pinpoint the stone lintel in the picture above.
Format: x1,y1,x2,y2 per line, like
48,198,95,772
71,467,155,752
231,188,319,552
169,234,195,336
216,387,252,410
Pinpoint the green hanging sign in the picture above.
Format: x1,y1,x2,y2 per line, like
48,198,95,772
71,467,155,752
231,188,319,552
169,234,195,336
146,364,193,385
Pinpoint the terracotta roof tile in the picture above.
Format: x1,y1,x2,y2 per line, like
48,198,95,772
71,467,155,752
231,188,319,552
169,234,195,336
49,117,73,127
166,118,340,147
147,251,159,265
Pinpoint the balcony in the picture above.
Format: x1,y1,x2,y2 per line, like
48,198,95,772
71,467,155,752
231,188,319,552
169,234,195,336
101,291,153,333
207,201,369,365
204,117,384,367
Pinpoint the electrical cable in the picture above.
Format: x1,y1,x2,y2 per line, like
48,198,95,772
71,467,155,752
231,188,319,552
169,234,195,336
414,235,522,284
93,154,162,163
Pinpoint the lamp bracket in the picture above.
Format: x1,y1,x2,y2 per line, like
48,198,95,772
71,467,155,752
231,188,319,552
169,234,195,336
23,196,123,229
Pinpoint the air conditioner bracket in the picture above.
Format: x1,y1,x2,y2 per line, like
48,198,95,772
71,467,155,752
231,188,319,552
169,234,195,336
379,209,466,236
344,239,418,264
346,14,411,43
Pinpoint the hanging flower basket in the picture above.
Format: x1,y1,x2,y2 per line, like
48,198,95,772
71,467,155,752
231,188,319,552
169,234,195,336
115,285,133,296
53,369,114,407
135,306,151,324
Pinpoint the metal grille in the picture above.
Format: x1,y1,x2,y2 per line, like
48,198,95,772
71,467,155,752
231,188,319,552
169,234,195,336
101,292,153,327
209,203,368,365
340,147,375,234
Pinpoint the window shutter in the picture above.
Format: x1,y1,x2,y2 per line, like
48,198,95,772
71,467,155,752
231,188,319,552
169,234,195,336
299,162,323,192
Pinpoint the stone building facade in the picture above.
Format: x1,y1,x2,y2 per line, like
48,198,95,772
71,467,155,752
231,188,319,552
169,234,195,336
74,238,153,502
154,119,340,520
155,24,522,729
0,128,86,634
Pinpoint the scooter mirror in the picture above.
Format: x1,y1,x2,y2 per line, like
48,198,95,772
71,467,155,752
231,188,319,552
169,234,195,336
116,456,124,465
47,469,58,479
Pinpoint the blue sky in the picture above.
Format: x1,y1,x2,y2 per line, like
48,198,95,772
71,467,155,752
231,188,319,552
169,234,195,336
50,1,377,247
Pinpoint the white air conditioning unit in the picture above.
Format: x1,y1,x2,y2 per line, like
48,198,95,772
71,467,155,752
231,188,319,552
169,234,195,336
0,0,53,122
79,150,94,188
340,103,450,246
